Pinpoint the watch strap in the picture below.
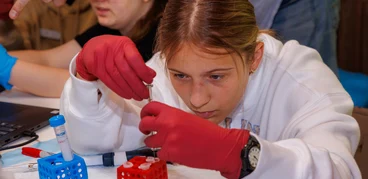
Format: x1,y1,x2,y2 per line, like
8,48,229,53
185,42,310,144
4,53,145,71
239,135,260,178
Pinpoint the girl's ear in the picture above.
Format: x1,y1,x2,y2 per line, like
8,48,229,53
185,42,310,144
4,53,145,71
250,42,264,73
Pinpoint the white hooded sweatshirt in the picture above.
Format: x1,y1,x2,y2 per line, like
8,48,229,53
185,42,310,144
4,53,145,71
60,34,361,179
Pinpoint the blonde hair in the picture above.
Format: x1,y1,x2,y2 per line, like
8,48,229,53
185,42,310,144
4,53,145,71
156,0,259,64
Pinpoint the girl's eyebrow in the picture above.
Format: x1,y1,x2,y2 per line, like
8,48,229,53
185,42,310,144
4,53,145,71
205,68,234,73
168,68,186,74
168,67,234,74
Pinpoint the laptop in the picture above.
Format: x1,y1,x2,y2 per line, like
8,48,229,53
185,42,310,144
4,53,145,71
0,101,59,147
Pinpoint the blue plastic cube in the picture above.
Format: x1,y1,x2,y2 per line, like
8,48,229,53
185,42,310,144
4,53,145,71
37,153,88,179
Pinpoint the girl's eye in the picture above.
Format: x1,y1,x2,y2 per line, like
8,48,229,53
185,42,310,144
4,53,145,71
174,73,189,79
210,75,224,80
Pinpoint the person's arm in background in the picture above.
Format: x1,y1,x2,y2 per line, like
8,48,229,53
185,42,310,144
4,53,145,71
9,61,70,97
9,40,81,69
2,21,120,97
0,44,74,97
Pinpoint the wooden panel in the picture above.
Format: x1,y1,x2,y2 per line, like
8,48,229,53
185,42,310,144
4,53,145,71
363,1,368,74
337,0,368,75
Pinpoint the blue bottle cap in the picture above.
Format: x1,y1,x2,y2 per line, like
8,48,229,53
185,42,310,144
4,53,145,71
49,115,66,127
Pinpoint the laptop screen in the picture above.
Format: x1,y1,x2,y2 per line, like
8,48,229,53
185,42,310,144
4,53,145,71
0,102,28,120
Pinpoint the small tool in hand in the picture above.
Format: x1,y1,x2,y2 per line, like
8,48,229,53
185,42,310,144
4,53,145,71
146,84,153,102
146,84,158,156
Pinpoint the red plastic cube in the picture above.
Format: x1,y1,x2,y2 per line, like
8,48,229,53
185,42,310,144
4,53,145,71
117,156,168,179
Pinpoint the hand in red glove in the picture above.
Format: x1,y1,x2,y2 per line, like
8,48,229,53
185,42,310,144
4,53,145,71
140,102,250,179
0,0,13,20
76,35,156,101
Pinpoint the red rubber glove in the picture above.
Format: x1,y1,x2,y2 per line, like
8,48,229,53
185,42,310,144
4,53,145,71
0,0,13,20
76,35,156,101
140,102,250,179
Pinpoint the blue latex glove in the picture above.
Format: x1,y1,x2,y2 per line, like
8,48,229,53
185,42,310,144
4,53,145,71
0,44,17,90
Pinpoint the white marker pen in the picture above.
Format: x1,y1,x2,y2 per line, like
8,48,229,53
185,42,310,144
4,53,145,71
49,115,74,161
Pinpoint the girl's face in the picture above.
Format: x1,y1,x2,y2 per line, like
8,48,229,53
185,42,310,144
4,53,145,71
89,0,153,34
167,43,259,124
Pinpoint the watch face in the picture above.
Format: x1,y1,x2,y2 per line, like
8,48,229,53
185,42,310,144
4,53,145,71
248,146,260,168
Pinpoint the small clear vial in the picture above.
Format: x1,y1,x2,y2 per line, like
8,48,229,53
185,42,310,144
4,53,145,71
146,84,153,102
49,115,74,161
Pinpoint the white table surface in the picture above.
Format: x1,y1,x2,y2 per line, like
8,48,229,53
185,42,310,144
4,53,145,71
0,89,224,179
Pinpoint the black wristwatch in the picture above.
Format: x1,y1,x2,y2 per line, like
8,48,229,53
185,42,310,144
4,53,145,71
239,135,260,178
